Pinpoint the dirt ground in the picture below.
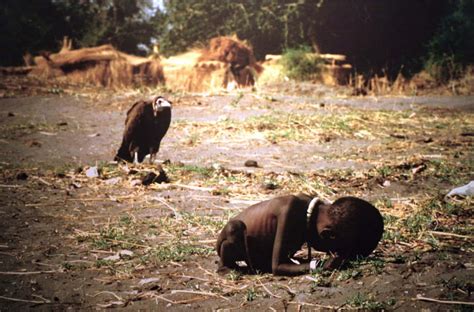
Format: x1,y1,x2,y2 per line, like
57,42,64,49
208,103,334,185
0,78,472,311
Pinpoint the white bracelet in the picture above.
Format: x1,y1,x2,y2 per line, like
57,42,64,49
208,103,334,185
310,259,319,271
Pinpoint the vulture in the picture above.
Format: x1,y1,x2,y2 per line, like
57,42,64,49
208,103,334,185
115,96,172,163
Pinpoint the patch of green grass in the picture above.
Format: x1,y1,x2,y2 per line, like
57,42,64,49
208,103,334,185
245,287,258,302
383,214,398,226
182,213,226,234
348,257,386,274
346,292,396,310
377,197,393,209
310,271,332,288
404,212,433,234
376,166,393,179
336,268,362,281
173,164,214,178
95,259,115,268
383,229,408,243
226,270,242,282
230,92,244,106
148,242,213,263
427,159,464,184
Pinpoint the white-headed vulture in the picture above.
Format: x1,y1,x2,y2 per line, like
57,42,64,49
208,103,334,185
115,96,172,163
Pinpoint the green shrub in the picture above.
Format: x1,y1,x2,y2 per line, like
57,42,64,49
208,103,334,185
424,0,474,82
280,46,323,81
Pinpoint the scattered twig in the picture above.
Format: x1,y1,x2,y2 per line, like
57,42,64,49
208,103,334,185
0,295,49,304
0,252,15,257
288,300,338,309
31,294,51,303
179,274,211,282
91,291,123,301
276,283,296,296
428,231,472,239
151,196,182,220
154,294,207,305
32,176,52,186
170,290,229,301
257,279,281,299
0,184,21,188
415,294,474,306
0,270,61,275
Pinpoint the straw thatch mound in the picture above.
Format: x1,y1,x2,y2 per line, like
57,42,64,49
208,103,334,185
28,39,164,88
162,36,262,92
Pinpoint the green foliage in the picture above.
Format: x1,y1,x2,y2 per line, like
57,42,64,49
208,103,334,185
424,0,474,82
0,0,67,65
0,0,157,65
55,0,156,54
280,46,323,81
158,0,321,59
346,292,396,310
1,0,471,81
245,287,257,302
149,242,213,262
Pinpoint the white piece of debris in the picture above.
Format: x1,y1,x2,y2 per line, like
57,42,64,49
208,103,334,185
104,254,120,261
119,250,134,259
446,181,474,198
103,250,134,262
85,166,99,178
138,277,160,286
104,177,121,185
39,131,57,136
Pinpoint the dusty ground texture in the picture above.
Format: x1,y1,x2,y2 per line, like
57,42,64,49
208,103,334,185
0,77,473,311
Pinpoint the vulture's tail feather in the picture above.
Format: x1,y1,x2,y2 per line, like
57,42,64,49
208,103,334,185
115,144,133,162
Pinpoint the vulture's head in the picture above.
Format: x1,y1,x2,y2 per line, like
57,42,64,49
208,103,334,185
152,96,172,116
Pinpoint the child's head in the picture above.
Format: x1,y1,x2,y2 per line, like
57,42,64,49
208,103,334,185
315,197,384,258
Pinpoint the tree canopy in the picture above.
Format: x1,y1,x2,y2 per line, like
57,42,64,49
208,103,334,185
1,0,472,79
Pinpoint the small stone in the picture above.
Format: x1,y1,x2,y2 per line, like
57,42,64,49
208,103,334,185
130,179,142,186
382,180,391,187
138,277,160,286
26,140,42,148
118,250,134,259
128,169,138,175
7,112,15,117
261,182,279,190
16,172,28,180
212,163,223,170
70,181,81,189
85,166,99,178
244,160,259,167
142,168,169,186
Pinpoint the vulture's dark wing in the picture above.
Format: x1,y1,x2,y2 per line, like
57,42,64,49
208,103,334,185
125,101,143,125
115,102,146,162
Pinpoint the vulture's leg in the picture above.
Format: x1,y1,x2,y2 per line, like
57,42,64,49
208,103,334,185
149,154,155,164
133,152,139,164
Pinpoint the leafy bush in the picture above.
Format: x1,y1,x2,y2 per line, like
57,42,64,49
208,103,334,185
424,0,474,82
280,46,323,81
